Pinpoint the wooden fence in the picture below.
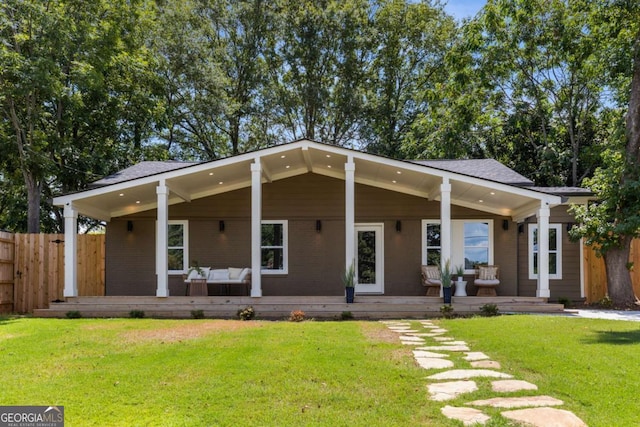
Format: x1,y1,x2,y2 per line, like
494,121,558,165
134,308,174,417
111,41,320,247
583,240,640,303
0,233,105,314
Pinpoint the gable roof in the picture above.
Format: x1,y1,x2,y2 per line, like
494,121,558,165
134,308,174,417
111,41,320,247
54,139,577,222
411,159,534,186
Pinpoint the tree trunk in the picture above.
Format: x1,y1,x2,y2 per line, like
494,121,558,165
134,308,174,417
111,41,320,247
24,171,42,233
603,238,636,307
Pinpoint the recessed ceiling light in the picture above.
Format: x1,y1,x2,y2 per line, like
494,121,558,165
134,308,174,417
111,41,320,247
392,180,397,184
327,165,332,168
285,165,290,169
136,201,141,204
119,193,124,197
397,171,402,174
281,155,286,159
209,172,214,176
326,154,331,158
490,191,495,195
479,199,484,203
218,181,224,185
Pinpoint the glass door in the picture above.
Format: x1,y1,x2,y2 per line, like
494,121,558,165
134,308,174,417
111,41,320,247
354,224,384,294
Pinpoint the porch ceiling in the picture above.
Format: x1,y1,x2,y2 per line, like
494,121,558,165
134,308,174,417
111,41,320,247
55,140,561,221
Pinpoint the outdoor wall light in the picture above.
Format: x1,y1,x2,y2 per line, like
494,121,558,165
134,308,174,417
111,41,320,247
566,222,574,232
127,220,133,232
396,220,402,233
316,220,322,233
518,223,524,234
502,219,509,231
219,220,225,232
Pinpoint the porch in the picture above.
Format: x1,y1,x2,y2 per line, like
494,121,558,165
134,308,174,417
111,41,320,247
34,295,565,319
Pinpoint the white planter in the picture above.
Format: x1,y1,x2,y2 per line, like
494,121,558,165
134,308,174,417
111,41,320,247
454,280,467,297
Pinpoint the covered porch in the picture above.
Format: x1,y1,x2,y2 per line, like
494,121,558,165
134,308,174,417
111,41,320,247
54,140,573,302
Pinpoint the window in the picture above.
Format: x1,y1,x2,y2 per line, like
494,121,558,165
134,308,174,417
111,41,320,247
463,222,490,270
529,224,562,279
422,221,441,266
168,220,188,274
422,220,493,273
261,220,288,274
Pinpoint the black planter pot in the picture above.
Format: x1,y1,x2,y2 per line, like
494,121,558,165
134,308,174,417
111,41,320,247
443,287,452,304
345,287,355,303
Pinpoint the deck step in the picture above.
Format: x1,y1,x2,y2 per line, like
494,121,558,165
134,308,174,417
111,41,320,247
34,296,565,319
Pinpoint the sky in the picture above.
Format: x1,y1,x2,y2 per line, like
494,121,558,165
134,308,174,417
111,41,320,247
443,0,486,21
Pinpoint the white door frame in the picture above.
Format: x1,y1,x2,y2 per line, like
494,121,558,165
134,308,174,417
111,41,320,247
354,223,384,294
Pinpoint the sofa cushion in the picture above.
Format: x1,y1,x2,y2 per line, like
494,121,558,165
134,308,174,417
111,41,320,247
238,268,250,281
209,269,229,281
186,267,210,281
479,266,498,280
228,267,244,280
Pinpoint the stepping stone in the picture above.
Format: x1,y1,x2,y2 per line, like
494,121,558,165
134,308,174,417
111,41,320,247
399,335,425,342
405,332,436,337
401,341,425,346
387,327,414,332
417,345,470,352
416,357,455,369
471,360,501,369
442,340,467,346
468,396,563,408
419,332,446,337
492,380,538,393
413,350,449,359
501,407,587,427
464,352,490,361
433,336,455,342
441,406,490,426
421,325,441,329
428,380,478,401
430,328,448,333
428,369,512,380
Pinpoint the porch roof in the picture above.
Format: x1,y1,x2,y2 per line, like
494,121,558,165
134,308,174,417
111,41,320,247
53,139,582,222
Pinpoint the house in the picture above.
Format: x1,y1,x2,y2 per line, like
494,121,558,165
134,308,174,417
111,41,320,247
53,139,591,303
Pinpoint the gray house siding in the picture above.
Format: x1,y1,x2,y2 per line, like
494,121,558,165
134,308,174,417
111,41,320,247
106,172,538,297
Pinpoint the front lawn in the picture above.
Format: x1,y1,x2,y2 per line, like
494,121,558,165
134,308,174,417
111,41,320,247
0,315,638,426
441,315,640,427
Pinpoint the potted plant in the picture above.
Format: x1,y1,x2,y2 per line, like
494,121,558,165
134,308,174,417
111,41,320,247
187,261,205,279
441,259,453,304
343,262,356,304
455,265,465,282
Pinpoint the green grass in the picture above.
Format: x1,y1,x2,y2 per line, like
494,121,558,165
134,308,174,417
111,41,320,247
440,315,640,426
0,318,445,426
0,316,638,426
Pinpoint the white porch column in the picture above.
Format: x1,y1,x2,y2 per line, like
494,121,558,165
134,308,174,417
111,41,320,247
345,157,356,272
251,161,262,297
63,204,78,297
440,178,452,296
537,202,551,298
156,182,169,297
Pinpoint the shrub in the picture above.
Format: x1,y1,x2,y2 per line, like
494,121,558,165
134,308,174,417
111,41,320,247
129,310,145,318
439,305,454,318
190,309,205,319
558,297,572,308
289,310,306,322
237,306,255,321
340,311,354,320
479,303,499,317
65,311,82,319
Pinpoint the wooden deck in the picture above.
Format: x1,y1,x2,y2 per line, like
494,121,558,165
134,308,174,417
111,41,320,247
34,296,565,319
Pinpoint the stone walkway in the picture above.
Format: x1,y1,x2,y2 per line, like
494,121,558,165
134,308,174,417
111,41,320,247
382,320,588,426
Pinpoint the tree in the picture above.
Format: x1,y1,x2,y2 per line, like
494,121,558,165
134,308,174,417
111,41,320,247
0,0,159,232
363,0,456,157
268,0,371,146
570,1,640,307
463,0,603,186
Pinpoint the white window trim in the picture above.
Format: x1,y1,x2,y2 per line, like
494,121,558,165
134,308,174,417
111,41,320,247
261,220,288,275
422,219,494,274
528,223,562,280
168,220,188,275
